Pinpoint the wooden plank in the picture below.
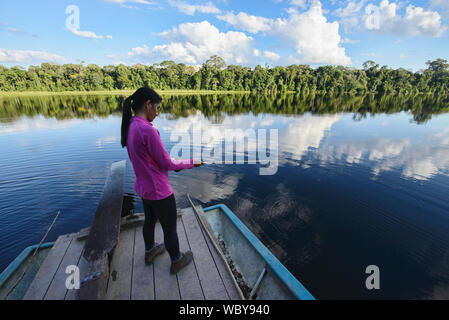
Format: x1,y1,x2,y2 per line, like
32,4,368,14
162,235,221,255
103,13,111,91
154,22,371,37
78,255,109,300
65,246,89,300
153,222,180,300
204,233,243,300
76,227,91,241
185,199,241,299
197,208,243,300
23,234,72,300
44,234,84,300
105,228,135,300
120,214,145,231
131,226,155,300
182,208,229,300
83,160,126,262
79,160,126,300
177,217,204,300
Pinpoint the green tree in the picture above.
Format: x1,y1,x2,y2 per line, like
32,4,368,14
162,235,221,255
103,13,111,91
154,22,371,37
206,55,226,70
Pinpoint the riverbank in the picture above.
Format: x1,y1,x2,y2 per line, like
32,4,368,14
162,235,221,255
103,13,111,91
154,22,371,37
0,90,252,97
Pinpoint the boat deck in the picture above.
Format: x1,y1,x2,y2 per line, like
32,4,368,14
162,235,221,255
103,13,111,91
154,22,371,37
23,207,242,300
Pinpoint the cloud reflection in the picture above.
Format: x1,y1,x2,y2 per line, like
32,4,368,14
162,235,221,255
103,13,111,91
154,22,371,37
0,116,81,135
316,127,449,181
154,112,449,182
171,169,242,203
281,114,341,160
95,136,119,147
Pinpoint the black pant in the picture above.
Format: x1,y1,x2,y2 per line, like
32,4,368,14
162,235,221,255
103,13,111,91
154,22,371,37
142,193,180,261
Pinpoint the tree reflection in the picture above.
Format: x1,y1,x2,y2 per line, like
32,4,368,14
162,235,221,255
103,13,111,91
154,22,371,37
0,92,447,124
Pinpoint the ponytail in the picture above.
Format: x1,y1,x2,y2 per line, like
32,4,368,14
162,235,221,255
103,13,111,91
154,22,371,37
121,95,134,148
120,87,162,148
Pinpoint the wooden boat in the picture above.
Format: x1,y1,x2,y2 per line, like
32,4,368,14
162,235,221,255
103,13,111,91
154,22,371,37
193,202,315,300
0,243,54,300
0,160,314,300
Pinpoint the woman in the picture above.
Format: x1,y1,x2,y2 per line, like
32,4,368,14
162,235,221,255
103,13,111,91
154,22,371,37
121,87,203,274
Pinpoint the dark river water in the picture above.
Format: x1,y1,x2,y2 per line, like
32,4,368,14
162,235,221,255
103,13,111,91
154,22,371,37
0,94,448,299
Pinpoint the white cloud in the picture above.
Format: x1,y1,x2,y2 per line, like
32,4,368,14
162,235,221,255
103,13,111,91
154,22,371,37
363,1,447,37
128,20,256,65
168,0,221,15
290,0,309,9
123,1,351,66
284,54,302,65
4,26,39,38
335,0,367,17
334,0,367,33
430,0,449,17
217,12,272,33
400,53,407,59
361,51,383,58
264,50,280,61
336,0,447,37
105,0,158,9
69,29,102,39
0,48,66,64
69,28,113,40
106,0,156,5
341,37,360,43
272,3,351,65
218,1,352,66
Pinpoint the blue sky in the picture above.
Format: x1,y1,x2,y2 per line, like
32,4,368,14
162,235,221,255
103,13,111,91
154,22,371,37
0,0,448,71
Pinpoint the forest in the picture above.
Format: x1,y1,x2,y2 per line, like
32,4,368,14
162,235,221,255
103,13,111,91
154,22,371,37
0,56,448,100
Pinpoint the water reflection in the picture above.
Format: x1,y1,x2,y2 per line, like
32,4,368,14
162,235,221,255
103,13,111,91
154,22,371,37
281,115,340,160
152,110,449,182
1,92,448,124
171,170,242,203
3,109,448,183
0,115,82,135
1,94,449,299
313,117,449,181
95,136,120,148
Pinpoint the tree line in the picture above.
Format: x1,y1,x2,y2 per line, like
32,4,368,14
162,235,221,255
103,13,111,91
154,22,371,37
0,56,448,100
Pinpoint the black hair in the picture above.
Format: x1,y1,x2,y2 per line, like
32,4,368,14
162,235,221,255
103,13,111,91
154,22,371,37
121,86,162,148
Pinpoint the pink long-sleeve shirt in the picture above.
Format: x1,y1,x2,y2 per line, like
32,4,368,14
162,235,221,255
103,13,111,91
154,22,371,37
126,115,194,200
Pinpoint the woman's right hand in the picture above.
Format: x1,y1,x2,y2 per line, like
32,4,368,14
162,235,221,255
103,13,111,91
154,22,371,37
194,159,204,168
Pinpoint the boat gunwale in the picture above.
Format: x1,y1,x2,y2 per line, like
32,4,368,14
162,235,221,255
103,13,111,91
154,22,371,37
203,204,315,300
0,242,54,289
